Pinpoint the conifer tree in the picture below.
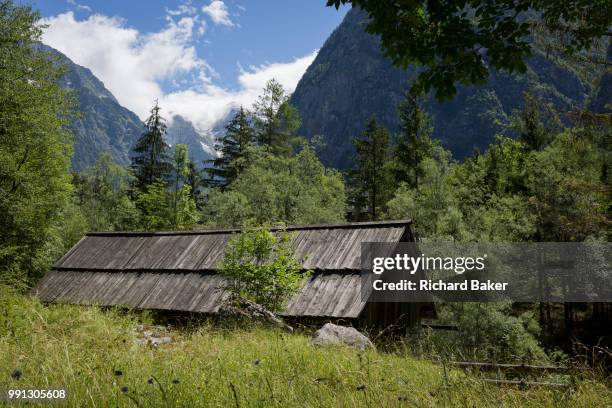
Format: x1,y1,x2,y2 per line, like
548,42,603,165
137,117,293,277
395,89,434,190
350,117,394,221
130,101,173,191
252,79,300,156
185,161,204,207
135,144,199,232
515,93,550,152
207,106,255,188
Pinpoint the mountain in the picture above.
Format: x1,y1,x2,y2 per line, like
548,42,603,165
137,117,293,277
166,115,215,165
41,44,144,172
41,44,215,171
291,7,605,169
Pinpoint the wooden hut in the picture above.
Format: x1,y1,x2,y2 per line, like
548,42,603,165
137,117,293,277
33,220,435,327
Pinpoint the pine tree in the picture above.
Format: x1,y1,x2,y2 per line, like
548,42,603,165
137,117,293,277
130,101,173,191
207,106,255,188
395,89,434,190
252,79,300,156
350,117,394,221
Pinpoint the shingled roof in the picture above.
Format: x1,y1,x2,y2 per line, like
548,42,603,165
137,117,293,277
33,220,413,319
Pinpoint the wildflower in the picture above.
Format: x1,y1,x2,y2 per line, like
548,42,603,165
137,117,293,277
10,369,22,380
120,386,128,393
356,384,366,391
114,370,123,376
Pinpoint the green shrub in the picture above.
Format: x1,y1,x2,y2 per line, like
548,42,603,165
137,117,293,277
218,227,309,312
424,302,548,363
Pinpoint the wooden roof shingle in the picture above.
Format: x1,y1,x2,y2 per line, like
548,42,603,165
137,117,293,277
34,220,412,318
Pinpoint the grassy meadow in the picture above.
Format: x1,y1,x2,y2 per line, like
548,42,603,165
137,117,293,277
0,288,610,407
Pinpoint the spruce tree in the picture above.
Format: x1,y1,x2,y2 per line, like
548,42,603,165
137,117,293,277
130,101,172,191
252,79,300,156
395,89,434,190
207,106,255,188
350,116,394,221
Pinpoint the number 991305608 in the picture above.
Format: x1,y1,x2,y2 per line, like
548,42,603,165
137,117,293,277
4,389,67,402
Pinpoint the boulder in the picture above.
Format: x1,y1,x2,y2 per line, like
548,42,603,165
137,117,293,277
311,323,374,350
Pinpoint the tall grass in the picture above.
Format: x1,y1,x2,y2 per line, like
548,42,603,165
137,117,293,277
0,287,610,407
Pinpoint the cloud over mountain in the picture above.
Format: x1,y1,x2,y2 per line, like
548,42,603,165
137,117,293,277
41,10,316,135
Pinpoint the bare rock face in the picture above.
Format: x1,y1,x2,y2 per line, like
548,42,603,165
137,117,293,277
218,295,293,332
291,7,593,169
311,323,374,350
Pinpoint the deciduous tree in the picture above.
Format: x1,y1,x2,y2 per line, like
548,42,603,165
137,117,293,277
0,0,75,281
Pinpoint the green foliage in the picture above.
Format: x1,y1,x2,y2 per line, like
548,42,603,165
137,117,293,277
511,93,553,151
428,302,548,363
204,190,253,229
394,89,436,189
0,0,75,282
350,117,395,220
252,79,301,156
73,153,139,232
386,123,609,243
327,0,611,100
218,227,307,312
169,144,192,225
135,180,199,231
527,130,609,241
203,146,347,228
185,161,205,208
207,106,256,188
387,146,472,240
130,101,173,192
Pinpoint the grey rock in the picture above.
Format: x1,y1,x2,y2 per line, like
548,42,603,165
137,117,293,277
311,323,373,350
149,336,172,346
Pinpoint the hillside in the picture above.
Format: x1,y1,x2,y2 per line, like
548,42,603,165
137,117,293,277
291,8,606,169
41,44,214,171
41,44,144,172
1,288,609,407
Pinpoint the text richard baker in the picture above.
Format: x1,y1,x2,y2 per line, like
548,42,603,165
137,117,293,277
372,279,508,291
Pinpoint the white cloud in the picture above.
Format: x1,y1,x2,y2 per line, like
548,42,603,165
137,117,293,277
163,51,318,134
41,12,208,118
166,4,197,16
40,12,316,135
201,1,233,27
66,0,92,12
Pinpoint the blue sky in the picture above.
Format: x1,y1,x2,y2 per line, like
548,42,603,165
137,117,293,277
33,0,349,131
